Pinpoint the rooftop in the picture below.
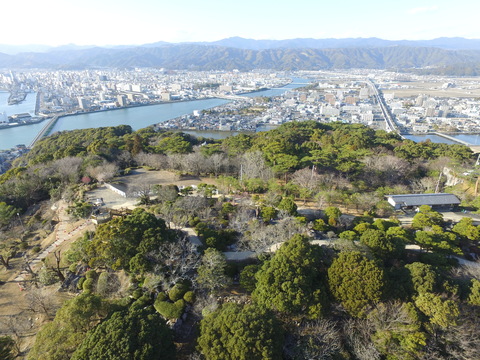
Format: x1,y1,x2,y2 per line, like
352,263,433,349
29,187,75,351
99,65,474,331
386,193,461,207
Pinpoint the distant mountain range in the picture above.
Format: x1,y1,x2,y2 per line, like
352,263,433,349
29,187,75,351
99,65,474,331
1,37,480,74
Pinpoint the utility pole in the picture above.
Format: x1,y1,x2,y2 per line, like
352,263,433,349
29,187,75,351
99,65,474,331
435,170,443,194
17,212,25,232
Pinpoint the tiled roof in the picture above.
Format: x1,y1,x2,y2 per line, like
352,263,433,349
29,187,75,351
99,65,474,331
386,193,461,207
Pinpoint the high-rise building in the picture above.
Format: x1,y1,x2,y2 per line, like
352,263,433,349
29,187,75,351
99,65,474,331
117,95,127,107
415,95,424,107
78,97,89,110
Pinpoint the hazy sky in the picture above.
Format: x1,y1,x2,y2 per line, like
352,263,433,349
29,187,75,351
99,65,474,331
3,0,479,46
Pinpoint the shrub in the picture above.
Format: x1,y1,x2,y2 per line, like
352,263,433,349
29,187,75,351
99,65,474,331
85,270,97,279
68,263,78,273
77,277,85,290
38,266,58,285
132,289,144,299
83,278,95,293
32,245,41,254
154,299,185,320
168,283,189,302
183,291,196,303
239,264,260,293
156,292,168,302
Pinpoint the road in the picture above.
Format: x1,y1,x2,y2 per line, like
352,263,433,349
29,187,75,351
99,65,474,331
366,79,399,133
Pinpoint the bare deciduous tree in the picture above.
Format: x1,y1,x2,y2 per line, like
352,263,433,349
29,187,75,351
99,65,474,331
443,308,480,360
87,162,118,183
239,216,309,252
184,151,207,176
362,155,413,185
0,240,17,270
166,153,184,172
24,286,58,319
0,315,30,354
151,235,201,288
175,196,209,220
207,153,227,177
53,157,83,183
343,318,380,360
288,319,343,360
241,151,274,181
134,152,168,170
50,251,65,283
229,204,257,234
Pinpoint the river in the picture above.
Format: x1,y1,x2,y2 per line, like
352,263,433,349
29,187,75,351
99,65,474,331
403,133,480,145
0,78,310,150
0,91,37,116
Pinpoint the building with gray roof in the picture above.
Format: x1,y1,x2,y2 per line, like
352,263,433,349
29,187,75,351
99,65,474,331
385,193,461,210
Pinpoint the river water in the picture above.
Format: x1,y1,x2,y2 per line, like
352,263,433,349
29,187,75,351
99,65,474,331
0,92,44,150
402,134,456,144
403,134,480,145
0,78,310,150
2,80,480,150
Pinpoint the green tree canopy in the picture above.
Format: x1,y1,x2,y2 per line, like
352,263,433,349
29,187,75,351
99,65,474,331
0,202,17,228
414,225,461,254
360,228,404,261
28,293,110,360
415,292,459,328
277,196,298,216
197,303,283,360
451,217,480,241
0,336,15,360
155,133,193,154
71,304,175,360
253,234,327,319
411,205,444,229
328,251,385,317
85,208,172,272
405,262,439,296
197,248,231,293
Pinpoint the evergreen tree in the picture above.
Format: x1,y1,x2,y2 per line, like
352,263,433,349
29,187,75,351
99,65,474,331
71,304,175,360
253,235,327,319
328,251,385,317
198,303,283,360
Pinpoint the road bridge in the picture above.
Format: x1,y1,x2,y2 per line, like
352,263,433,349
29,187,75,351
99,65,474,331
216,94,250,101
29,116,59,147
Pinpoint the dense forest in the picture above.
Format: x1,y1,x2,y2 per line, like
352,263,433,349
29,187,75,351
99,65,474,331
1,120,480,359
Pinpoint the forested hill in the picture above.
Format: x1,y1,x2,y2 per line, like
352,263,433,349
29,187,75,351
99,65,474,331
1,44,480,73
2,121,480,359
2,121,473,211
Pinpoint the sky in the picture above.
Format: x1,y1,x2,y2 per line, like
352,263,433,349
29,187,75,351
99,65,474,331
2,0,480,46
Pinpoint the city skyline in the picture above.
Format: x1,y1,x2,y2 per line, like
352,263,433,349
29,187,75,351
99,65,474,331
3,0,480,47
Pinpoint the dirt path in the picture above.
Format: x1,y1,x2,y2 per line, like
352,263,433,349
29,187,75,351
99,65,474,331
0,200,95,357
12,201,93,284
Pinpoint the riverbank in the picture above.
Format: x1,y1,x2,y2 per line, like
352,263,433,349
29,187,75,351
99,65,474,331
0,117,46,130
1,79,307,150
